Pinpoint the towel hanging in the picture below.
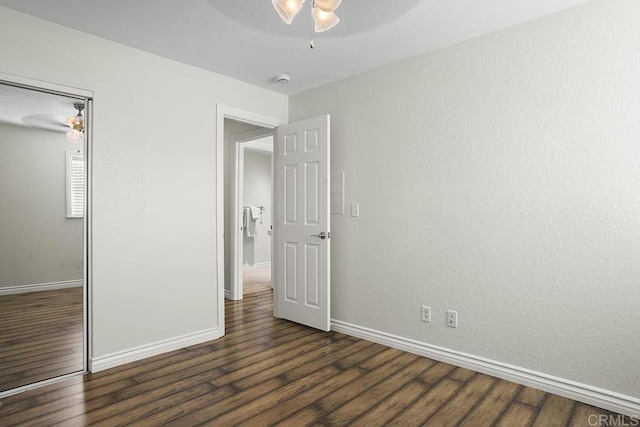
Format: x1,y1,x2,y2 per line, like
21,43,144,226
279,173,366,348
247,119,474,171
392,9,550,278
243,206,260,237
249,206,260,220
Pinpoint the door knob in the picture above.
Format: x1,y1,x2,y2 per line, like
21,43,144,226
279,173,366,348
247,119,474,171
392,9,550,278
311,231,327,240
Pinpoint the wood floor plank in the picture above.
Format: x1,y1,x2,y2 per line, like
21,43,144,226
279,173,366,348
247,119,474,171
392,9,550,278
186,321,303,355
130,328,316,385
353,360,459,426
112,366,225,402
80,383,217,427
449,367,477,382
238,367,364,426
160,377,287,426
216,328,327,372
16,395,117,427
281,337,373,379
532,394,576,427
350,381,427,427
231,336,358,390
0,391,115,426
333,341,388,370
209,337,330,388
0,267,629,426
0,396,39,418
36,378,137,405
496,402,538,427
459,379,521,426
199,366,340,426
420,362,458,386
316,352,418,414
326,355,436,425
389,378,462,426
568,403,631,427
124,385,237,427
273,407,324,427
517,386,547,407
424,374,496,426
357,346,406,370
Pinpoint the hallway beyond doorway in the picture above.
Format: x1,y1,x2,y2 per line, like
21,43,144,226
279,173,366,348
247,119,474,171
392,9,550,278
243,264,271,295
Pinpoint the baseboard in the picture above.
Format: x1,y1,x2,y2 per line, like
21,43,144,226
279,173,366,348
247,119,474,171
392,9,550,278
224,289,231,299
243,262,271,268
89,327,222,373
0,279,83,296
331,320,640,418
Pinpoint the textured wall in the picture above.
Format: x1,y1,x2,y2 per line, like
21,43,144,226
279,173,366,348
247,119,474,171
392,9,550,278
0,7,287,357
290,0,640,398
0,122,83,287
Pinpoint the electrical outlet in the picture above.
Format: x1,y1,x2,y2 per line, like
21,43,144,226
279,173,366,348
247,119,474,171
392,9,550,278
421,306,431,323
447,310,458,328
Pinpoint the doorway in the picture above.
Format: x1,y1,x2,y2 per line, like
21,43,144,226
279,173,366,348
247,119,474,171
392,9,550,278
217,106,331,333
0,74,92,397
230,130,274,301
217,106,283,333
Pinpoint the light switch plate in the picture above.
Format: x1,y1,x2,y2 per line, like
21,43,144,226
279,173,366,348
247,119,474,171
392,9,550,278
351,203,360,217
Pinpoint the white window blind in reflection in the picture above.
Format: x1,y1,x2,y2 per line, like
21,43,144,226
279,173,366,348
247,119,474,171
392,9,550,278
66,151,84,218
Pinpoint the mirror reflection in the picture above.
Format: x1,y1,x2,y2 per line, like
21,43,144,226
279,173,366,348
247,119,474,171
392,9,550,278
0,83,85,393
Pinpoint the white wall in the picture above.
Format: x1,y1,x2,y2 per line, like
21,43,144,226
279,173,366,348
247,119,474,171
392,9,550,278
0,122,83,287
290,0,640,400
242,150,272,266
0,7,287,359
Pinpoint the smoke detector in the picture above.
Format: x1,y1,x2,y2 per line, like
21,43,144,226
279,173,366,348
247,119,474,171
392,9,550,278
276,74,290,84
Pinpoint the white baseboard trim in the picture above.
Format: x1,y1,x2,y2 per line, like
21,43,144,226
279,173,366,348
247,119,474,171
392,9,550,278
224,289,231,299
89,327,222,373
331,320,640,418
0,279,83,296
243,262,271,268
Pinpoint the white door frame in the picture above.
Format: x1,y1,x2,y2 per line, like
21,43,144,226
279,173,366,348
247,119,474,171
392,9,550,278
216,105,285,335
229,131,274,301
0,72,94,397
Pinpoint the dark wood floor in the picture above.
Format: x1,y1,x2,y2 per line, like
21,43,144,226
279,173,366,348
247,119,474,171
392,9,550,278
0,284,629,426
0,287,83,393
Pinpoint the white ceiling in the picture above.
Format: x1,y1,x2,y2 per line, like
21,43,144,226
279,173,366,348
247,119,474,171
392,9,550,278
0,0,593,95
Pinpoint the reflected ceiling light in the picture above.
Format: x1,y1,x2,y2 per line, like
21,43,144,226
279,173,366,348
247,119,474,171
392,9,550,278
66,103,85,143
272,0,342,47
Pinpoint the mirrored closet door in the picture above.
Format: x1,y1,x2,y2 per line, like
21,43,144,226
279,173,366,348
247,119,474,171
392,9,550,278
0,82,86,394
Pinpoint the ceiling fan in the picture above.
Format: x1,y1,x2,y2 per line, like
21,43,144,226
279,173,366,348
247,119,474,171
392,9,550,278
272,0,342,47
64,103,84,142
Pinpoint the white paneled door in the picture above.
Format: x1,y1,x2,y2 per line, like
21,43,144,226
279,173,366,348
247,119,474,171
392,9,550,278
274,115,330,331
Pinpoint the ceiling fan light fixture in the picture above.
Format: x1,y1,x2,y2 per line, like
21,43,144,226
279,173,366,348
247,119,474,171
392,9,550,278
272,0,305,25
314,0,341,12
66,113,83,130
313,7,340,33
66,103,85,132
65,103,85,143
